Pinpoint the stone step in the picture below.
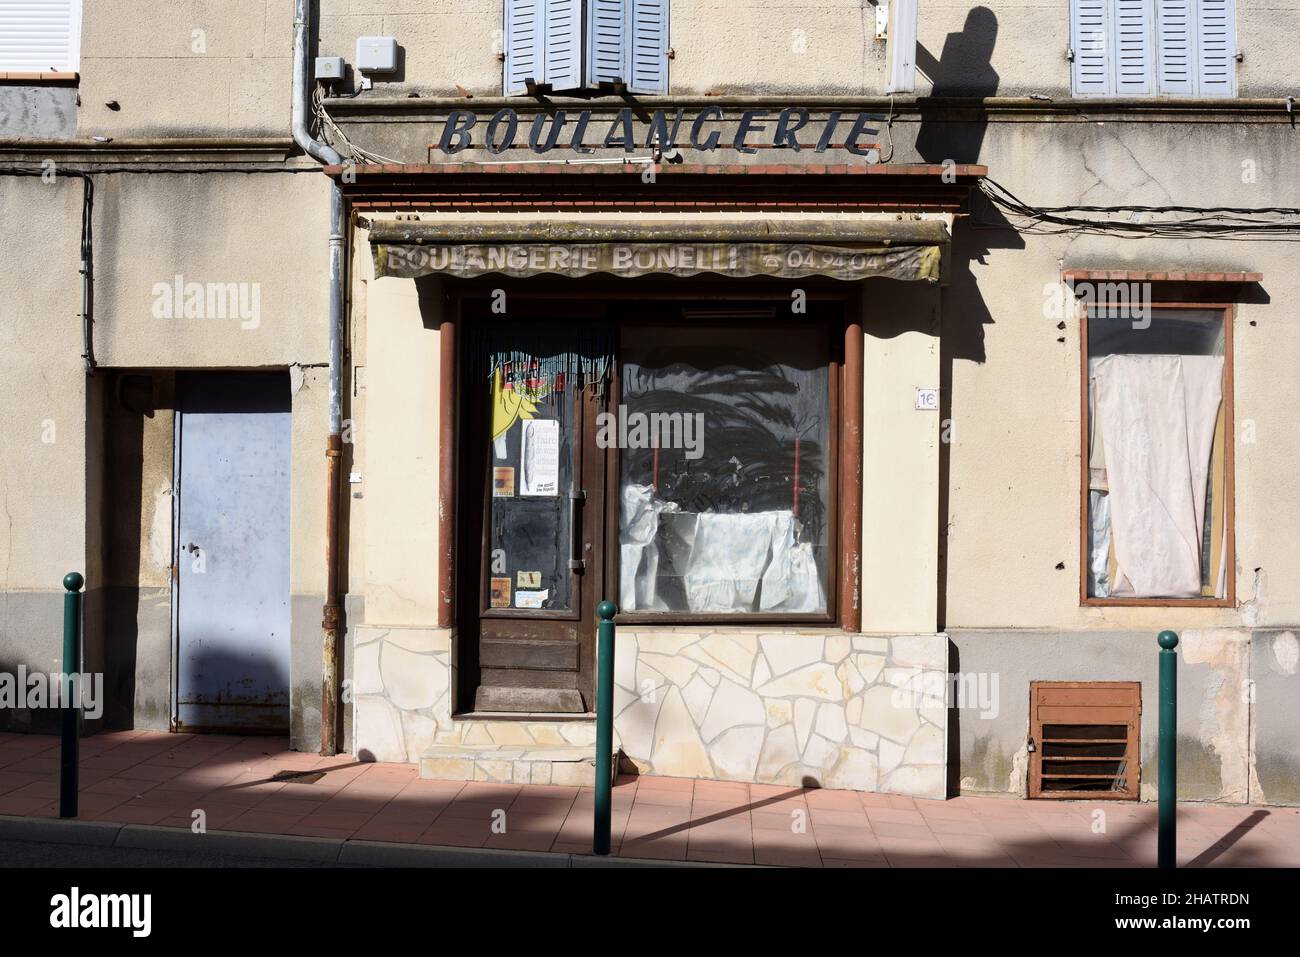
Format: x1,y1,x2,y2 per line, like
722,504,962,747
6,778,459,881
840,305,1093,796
420,742,616,787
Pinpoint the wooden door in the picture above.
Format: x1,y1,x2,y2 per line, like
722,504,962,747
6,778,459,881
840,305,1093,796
460,324,608,713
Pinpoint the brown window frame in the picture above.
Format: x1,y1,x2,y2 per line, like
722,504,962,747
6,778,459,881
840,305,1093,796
1078,300,1236,608
438,278,865,632
611,309,842,627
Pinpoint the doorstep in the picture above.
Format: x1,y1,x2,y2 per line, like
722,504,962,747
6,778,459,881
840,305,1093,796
420,742,615,787
423,712,609,786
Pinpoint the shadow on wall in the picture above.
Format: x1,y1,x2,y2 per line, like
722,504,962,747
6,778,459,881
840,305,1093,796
915,7,999,165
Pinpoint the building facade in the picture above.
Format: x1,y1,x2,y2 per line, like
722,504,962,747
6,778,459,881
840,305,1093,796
1,0,1297,806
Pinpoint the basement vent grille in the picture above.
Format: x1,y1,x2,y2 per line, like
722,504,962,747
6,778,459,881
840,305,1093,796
1028,681,1140,801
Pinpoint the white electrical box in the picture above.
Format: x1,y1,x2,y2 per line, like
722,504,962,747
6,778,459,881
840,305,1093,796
356,36,397,73
315,56,345,81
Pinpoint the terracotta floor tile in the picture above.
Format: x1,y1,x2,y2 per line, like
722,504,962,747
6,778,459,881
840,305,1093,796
635,787,694,808
805,789,869,810
634,775,696,792
417,821,492,847
869,820,935,841
810,808,872,829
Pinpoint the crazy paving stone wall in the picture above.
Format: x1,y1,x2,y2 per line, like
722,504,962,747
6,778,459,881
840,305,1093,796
352,626,949,799
353,626,455,764
614,631,948,799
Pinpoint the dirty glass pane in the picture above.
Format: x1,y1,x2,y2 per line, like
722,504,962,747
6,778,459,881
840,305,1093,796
485,369,576,612
617,325,830,614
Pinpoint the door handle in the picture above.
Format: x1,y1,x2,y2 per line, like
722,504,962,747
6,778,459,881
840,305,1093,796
568,488,586,571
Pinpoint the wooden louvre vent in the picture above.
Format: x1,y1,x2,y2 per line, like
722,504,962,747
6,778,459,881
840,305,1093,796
1028,681,1140,800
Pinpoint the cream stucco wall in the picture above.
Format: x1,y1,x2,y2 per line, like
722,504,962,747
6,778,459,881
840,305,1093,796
90,171,331,368
359,258,443,627
861,292,941,633
312,0,1298,99
8,2,1298,140
78,0,293,138
939,117,1300,632
0,177,87,594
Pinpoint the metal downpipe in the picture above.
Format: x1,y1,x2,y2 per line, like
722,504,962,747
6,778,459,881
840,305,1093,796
291,0,346,755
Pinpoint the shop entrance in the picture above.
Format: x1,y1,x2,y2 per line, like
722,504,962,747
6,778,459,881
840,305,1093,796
458,317,611,712
453,289,855,716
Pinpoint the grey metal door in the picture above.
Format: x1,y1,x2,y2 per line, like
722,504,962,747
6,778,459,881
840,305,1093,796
173,373,291,732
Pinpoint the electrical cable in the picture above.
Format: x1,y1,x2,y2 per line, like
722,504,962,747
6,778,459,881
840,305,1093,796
978,176,1300,239
312,84,402,166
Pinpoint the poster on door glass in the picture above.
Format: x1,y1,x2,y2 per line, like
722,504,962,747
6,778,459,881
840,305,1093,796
520,419,560,496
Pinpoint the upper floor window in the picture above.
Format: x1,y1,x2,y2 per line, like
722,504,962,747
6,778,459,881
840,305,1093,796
504,0,669,96
1069,0,1236,97
0,0,82,75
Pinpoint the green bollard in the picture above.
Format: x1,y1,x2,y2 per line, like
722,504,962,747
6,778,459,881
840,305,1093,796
593,600,617,856
60,572,84,819
1157,629,1179,869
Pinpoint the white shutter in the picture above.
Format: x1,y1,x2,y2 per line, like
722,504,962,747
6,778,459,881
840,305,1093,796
1071,0,1113,95
1156,0,1195,94
1196,0,1235,96
884,0,919,94
1112,0,1154,94
0,0,81,73
504,0,544,94
626,0,669,95
543,0,582,91
586,0,627,86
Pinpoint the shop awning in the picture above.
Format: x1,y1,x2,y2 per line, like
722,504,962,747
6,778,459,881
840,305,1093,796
367,219,947,283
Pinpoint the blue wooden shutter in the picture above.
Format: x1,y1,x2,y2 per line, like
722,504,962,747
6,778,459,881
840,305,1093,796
504,0,582,93
1155,0,1195,94
544,0,583,91
587,0,627,86
627,0,669,95
1112,0,1154,94
1071,0,1113,95
1196,0,1236,96
504,0,544,94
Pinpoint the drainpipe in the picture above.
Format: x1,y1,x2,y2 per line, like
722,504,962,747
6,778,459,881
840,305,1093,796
291,0,347,755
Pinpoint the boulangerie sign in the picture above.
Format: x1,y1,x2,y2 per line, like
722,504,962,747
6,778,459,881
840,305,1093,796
373,241,941,282
431,107,883,155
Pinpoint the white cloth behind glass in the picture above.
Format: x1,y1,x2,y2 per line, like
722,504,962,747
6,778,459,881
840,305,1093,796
1092,354,1223,598
683,512,779,612
619,483,678,611
760,512,824,612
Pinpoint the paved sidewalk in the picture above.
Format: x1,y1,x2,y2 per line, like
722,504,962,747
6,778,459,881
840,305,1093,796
1,730,1297,867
